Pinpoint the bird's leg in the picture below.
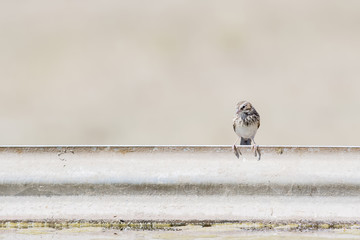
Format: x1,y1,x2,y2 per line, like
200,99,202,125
232,138,241,158
251,138,261,161
251,138,257,153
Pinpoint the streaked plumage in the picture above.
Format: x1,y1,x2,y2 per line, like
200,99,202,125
232,101,261,160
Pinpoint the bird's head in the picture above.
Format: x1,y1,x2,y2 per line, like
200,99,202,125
236,101,252,115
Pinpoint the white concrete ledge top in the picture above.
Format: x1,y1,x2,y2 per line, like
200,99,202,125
0,145,359,185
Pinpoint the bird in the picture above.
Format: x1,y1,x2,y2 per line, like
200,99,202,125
232,101,261,160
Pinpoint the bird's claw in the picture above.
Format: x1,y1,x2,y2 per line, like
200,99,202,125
232,144,241,159
256,148,261,161
252,144,261,161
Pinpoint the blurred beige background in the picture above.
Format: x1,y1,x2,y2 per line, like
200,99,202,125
0,0,359,145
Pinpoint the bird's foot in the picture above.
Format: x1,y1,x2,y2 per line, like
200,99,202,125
251,144,261,161
256,148,261,161
251,144,257,152
232,145,241,159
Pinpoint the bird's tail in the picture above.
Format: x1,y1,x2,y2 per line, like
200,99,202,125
240,138,251,145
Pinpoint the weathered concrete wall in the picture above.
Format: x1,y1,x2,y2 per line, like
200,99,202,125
0,146,359,222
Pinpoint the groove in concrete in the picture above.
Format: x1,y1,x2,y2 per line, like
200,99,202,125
1,183,360,196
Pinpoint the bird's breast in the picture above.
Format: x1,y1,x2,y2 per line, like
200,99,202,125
235,121,258,139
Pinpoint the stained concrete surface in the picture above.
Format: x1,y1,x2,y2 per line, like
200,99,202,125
1,226,360,240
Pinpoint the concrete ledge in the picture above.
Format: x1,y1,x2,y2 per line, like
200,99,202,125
0,145,359,222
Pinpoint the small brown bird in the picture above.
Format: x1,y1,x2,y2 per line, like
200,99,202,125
232,101,261,160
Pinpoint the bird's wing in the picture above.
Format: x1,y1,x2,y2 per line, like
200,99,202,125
258,121,260,128
233,122,236,132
